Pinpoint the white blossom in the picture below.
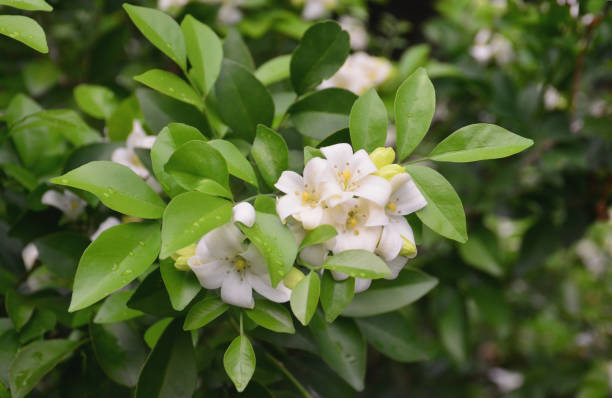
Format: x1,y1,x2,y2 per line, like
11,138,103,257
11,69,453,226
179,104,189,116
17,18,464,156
302,0,336,20
318,52,392,95
41,190,87,220
338,16,368,50
158,0,189,10
470,29,514,65
22,243,39,271
90,217,121,241
488,368,525,393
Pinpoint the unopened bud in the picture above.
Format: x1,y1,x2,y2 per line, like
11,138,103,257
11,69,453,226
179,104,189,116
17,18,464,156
369,147,395,169
376,164,406,180
283,267,305,289
172,243,197,271
399,236,417,258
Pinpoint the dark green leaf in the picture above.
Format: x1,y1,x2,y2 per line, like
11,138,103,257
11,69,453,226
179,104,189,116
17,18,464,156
34,231,90,281
127,269,178,317
183,296,228,330
5,290,33,331
245,299,294,334
93,290,143,324
349,88,388,152
136,88,210,134
320,271,354,323
222,29,255,71
160,259,201,311
252,125,288,189
74,84,118,119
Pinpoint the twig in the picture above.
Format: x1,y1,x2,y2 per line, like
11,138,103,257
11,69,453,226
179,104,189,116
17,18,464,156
263,351,314,398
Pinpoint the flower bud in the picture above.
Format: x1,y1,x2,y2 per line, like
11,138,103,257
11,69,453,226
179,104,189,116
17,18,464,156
369,147,395,169
171,243,197,271
283,267,305,289
376,164,406,180
399,236,417,258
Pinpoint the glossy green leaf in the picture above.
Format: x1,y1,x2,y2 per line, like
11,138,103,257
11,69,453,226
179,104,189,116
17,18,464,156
181,15,222,95
342,268,438,317
160,191,232,259
136,88,209,134
309,312,366,391
208,139,258,187
223,335,256,393
320,271,354,323
349,88,388,152
160,259,201,311
429,123,534,162
290,21,350,94
299,224,337,249
255,54,291,86
93,290,143,324
252,125,288,189
238,211,298,287
3,93,41,127
405,165,467,243
246,299,294,333
322,250,390,279
5,290,33,331
394,67,435,161
144,318,172,348
123,4,186,69
69,221,161,312
183,296,229,330
136,319,197,398
74,84,118,119
9,339,81,398
90,321,147,387
290,272,320,326
0,15,47,53
134,69,203,110
222,28,255,71
51,161,166,219
214,60,274,140
0,0,52,11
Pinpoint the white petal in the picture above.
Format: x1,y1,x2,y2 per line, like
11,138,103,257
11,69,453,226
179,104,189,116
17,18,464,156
247,273,291,303
320,143,354,170
392,176,427,215
41,190,70,213
127,120,156,149
146,177,163,194
201,223,245,259
332,226,380,254
354,278,372,293
218,4,243,24
352,175,391,206
41,190,86,220
298,205,324,230
221,271,254,308
299,244,328,267
303,157,335,187
276,194,303,222
385,256,407,280
349,149,377,181
274,171,303,194
377,222,403,261
90,217,120,241
189,259,229,289
331,270,349,281
232,202,255,227
364,202,389,227
22,243,39,271
112,148,150,179
240,244,267,274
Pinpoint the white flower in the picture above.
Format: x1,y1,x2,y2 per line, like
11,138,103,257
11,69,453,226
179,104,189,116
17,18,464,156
318,52,392,95
543,86,563,110
188,203,290,309
488,368,524,393
470,29,514,65
111,120,156,179
338,16,368,50
90,217,121,241
158,0,189,10
376,173,426,261
200,0,243,24
22,243,39,271
41,190,87,220
302,0,336,20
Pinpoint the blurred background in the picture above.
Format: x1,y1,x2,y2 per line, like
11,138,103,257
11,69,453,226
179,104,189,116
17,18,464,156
1,0,611,397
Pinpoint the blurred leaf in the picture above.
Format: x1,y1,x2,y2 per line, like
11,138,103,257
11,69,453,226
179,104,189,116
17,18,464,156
0,329,18,386
64,142,124,171
431,286,468,365
135,88,209,134
255,54,291,86
246,299,295,333
290,271,320,326
5,290,34,331
11,110,100,147
107,97,140,142
18,309,56,344
222,28,255,71
349,88,388,152
34,231,90,281
252,125,288,189
0,15,47,53
2,94,41,127
458,230,504,277
74,85,118,120
22,59,60,97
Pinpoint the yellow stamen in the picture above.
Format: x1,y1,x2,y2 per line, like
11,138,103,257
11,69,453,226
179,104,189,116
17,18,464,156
348,217,358,229
236,258,246,271
387,202,397,212
342,170,351,180
301,192,310,201
353,230,360,236
71,202,79,210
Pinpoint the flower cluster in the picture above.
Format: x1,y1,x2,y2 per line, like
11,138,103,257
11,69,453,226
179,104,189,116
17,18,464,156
276,144,427,291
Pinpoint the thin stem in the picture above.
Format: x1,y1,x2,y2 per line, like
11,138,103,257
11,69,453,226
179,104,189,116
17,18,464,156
240,193,276,203
239,312,244,336
263,351,313,398
401,157,429,166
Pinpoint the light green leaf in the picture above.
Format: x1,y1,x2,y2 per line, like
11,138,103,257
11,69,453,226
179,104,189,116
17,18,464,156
322,250,390,279
22,59,60,96
69,221,161,312
255,54,291,86
183,296,228,331
349,88,388,152
107,96,140,141
238,211,298,287
134,69,203,110
74,84,118,119
0,15,47,53
11,109,100,147
0,0,52,11
320,271,354,323
429,123,534,162
458,230,504,277
9,339,81,398
299,224,337,249
246,299,295,334
223,335,256,393
51,161,166,219
208,139,258,187
160,259,201,311
93,290,143,324
342,268,438,317
144,318,172,348
394,67,435,161
253,195,276,214
290,272,320,326
404,165,467,243
290,21,350,94
2,93,41,127
123,4,186,69
181,15,222,95
252,125,288,189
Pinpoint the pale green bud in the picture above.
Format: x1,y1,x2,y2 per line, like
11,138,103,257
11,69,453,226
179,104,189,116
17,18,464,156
376,164,406,180
399,236,417,258
369,147,395,169
283,267,305,289
172,243,197,271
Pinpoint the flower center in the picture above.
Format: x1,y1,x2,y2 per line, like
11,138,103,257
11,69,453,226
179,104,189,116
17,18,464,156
71,201,80,210
130,154,143,168
301,192,310,201
342,170,351,181
235,257,246,271
387,202,397,212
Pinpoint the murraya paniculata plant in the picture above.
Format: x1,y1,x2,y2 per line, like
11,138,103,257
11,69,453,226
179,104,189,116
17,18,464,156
0,2,536,397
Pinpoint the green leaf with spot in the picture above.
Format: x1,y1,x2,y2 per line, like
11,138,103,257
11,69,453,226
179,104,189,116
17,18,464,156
322,250,390,279
134,69,203,110
0,15,48,53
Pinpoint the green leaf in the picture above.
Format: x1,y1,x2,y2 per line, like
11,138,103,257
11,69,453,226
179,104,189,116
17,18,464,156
22,59,60,96
69,221,161,312
123,4,186,69
9,339,81,398
127,268,178,317
160,259,201,311
93,290,143,324
255,54,291,86
73,84,118,119
165,140,231,198
0,0,52,11
11,109,100,147
356,313,430,362
404,165,467,243
136,319,197,398
288,88,357,140
0,15,47,53
394,67,435,161
342,268,438,317
290,21,350,94
151,123,206,197
107,96,140,141
309,313,365,391
253,195,276,214
1,164,38,191
181,15,222,95
303,146,322,164
18,309,56,344
431,286,467,364
290,272,320,326
222,28,255,71
458,230,504,277
183,296,229,330
5,290,33,331
0,329,18,386
90,321,147,387
3,93,41,127
214,60,274,140
160,191,232,259
208,139,258,187
320,271,354,323
223,335,256,393
64,142,124,171
299,224,337,249
245,299,295,334
238,211,298,287
322,250,390,279
34,231,90,281
134,69,203,110
428,123,534,162
144,318,172,348
349,88,388,152
252,125,288,189
136,88,210,134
